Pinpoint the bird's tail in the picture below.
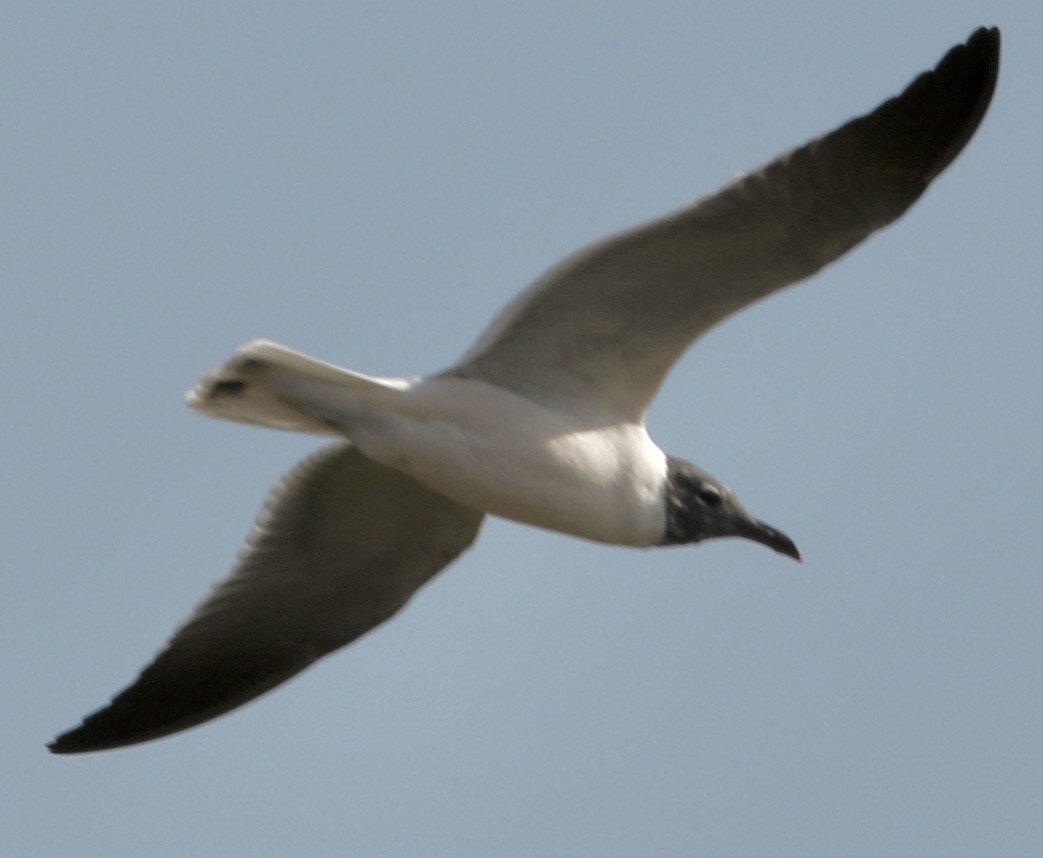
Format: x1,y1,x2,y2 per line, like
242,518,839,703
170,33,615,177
186,339,399,435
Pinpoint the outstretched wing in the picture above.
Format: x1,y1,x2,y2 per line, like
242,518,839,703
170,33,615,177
49,443,483,753
450,29,999,421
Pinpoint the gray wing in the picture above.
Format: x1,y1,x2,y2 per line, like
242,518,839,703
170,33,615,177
49,443,484,753
450,28,999,421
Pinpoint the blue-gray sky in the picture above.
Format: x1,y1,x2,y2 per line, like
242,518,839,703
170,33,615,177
3,3,1039,856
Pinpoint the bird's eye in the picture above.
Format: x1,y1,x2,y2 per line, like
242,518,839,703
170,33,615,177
696,484,723,508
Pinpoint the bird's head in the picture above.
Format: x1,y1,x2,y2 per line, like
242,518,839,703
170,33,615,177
662,457,800,560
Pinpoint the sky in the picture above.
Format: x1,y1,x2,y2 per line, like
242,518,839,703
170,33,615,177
2,2,1039,856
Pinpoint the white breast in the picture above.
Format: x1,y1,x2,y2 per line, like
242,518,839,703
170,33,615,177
338,376,669,547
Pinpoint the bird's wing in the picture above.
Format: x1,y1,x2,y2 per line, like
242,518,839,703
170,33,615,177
449,28,999,421
49,443,484,753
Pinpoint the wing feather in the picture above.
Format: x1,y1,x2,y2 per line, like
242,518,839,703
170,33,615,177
49,443,483,753
451,29,999,420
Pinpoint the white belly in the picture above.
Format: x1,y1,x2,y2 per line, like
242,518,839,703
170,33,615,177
338,376,669,546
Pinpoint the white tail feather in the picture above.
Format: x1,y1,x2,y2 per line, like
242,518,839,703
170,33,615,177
186,340,403,435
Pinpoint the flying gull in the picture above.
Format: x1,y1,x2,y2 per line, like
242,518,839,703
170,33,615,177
49,28,1000,753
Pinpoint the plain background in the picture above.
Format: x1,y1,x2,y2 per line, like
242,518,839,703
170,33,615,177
3,2,1039,856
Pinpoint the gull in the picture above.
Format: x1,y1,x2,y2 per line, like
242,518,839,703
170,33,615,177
49,28,999,753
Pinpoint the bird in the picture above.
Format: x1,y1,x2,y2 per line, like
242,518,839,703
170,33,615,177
49,28,999,753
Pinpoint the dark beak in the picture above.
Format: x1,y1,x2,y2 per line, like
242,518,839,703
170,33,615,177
738,518,801,562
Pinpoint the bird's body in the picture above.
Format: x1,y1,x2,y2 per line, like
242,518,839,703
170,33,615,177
50,28,1000,754
345,376,668,548
194,342,670,546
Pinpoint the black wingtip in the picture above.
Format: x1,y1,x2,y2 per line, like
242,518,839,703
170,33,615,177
919,26,1001,182
47,724,118,755
47,717,158,755
47,733,83,755
46,640,332,754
